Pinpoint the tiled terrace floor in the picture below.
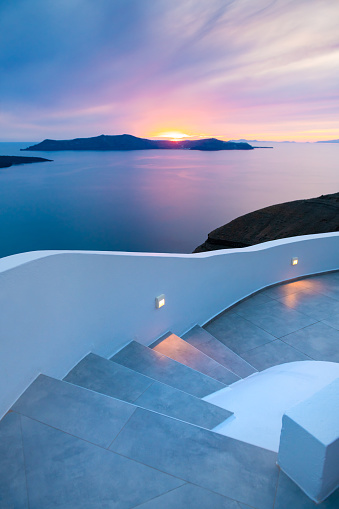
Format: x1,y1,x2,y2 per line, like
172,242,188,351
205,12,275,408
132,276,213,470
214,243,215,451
0,271,338,509
205,270,339,370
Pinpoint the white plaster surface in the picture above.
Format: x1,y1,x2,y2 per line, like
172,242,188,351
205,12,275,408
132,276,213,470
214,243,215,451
204,361,339,452
278,378,339,503
0,232,338,419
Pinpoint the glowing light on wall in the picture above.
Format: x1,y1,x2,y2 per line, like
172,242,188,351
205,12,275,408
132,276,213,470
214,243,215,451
155,294,165,309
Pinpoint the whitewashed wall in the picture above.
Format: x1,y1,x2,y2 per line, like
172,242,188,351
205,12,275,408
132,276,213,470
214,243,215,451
0,232,338,418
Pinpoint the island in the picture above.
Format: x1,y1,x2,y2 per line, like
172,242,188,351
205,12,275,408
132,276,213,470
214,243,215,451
21,134,254,152
194,192,339,252
0,155,53,169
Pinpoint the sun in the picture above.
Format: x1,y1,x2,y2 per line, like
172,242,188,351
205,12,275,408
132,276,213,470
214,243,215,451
156,131,191,141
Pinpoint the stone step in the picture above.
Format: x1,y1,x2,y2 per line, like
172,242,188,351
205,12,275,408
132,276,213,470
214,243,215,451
111,340,226,398
11,374,136,448
109,406,279,509
3,374,278,509
151,332,240,385
182,325,257,378
3,378,186,509
64,353,232,430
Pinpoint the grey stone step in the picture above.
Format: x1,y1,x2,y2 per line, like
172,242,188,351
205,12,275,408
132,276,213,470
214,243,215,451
109,406,279,509
1,405,184,509
64,353,232,429
3,374,338,509
111,341,226,398
182,326,257,378
151,332,240,385
12,374,274,509
11,374,137,449
0,412,27,509
2,375,275,509
134,483,242,509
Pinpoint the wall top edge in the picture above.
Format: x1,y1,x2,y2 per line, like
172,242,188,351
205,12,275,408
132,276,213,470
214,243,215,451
0,232,338,273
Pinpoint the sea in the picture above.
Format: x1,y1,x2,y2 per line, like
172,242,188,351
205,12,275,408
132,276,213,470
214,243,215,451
0,141,338,258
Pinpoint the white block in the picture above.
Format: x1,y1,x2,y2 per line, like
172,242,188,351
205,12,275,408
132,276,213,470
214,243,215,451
278,378,339,503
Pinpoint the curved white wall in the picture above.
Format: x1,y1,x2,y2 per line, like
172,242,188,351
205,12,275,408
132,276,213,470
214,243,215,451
0,232,338,419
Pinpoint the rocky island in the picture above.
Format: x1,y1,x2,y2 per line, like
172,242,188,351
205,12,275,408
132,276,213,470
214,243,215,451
0,155,52,169
195,192,339,252
21,134,254,152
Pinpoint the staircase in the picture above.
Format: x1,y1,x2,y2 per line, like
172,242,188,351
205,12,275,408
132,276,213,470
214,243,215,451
1,323,337,508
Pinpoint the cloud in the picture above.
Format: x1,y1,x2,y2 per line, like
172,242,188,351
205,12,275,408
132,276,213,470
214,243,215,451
1,0,338,140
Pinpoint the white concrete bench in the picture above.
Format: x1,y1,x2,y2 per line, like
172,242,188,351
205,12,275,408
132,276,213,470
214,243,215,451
277,378,339,503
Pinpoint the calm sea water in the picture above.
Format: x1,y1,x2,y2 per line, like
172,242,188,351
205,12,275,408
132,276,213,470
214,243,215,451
0,141,338,257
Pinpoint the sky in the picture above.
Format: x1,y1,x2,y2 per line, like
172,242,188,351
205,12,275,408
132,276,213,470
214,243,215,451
1,0,339,142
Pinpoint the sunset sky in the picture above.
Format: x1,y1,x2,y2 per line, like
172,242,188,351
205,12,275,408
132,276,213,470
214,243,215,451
1,0,339,142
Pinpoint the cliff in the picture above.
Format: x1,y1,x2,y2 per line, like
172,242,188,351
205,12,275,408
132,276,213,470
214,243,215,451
194,192,339,252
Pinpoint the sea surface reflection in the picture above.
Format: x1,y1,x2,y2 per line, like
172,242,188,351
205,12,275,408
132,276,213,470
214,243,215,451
0,142,338,256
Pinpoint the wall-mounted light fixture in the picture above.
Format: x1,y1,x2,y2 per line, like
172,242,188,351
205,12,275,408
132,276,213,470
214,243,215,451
291,257,298,266
155,294,165,309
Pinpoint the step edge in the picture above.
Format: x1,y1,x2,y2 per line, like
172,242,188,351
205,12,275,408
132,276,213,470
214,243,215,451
183,325,258,375
12,373,234,435
112,341,228,389
65,351,230,409
149,334,241,383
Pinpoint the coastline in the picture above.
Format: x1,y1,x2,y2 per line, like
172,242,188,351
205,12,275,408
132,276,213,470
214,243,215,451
194,192,339,252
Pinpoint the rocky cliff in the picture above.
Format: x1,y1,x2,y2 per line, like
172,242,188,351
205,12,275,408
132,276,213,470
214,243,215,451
194,192,339,252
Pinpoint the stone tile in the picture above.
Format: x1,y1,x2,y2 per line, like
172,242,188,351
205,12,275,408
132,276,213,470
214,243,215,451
21,415,184,509
134,381,232,429
134,483,240,509
112,341,226,398
182,326,257,378
235,300,317,338
274,470,339,509
307,271,339,283
261,279,313,299
302,273,339,301
65,352,231,429
323,314,339,331
64,353,154,403
110,408,279,509
205,313,277,354
241,340,310,371
12,375,136,448
0,412,28,509
152,333,240,385
277,290,339,321
281,322,339,362
183,325,220,347
231,292,274,312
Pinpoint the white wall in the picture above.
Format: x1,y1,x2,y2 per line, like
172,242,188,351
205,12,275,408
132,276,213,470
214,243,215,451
0,232,338,419
205,361,339,452
278,378,339,503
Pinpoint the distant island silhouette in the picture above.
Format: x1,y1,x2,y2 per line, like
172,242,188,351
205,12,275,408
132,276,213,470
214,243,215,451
230,138,291,144
21,134,254,152
0,155,52,169
195,192,339,252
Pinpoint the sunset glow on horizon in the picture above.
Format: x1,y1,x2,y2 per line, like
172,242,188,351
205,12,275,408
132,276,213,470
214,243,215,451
155,132,192,141
1,1,338,142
